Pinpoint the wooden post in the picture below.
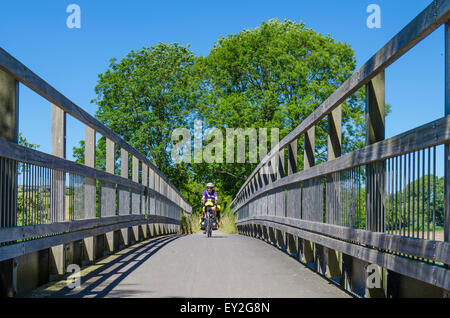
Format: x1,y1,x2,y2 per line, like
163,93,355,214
0,69,19,297
104,138,116,252
365,70,386,298
131,156,140,215
49,104,66,277
302,126,315,264
288,140,297,175
51,104,66,222
131,156,140,241
445,22,450,243
275,148,286,248
118,149,130,215
119,149,129,247
84,126,96,219
100,139,116,217
141,165,148,238
365,70,386,233
83,126,96,263
149,168,155,216
304,127,315,170
286,140,298,254
326,105,343,281
154,173,160,234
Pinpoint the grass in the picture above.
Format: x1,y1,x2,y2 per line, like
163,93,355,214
179,213,200,234
219,212,238,234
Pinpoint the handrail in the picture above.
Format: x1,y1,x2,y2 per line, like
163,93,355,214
231,0,450,208
0,138,187,209
233,115,450,211
0,47,190,211
236,215,450,265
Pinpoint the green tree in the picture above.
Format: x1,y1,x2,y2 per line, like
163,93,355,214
73,42,200,189
386,175,445,232
193,19,383,195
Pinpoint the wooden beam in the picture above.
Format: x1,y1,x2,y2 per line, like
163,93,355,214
142,164,148,215
304,127,315,169
233,115,450,211
328,106,342,160
118,149,130,216
51,104,66,222
149,168,155,215
0,215,180,263
0,138,145,192
131,156,140,215
288,140,297,175
100,138,116,217
0,69,19,228
445,22,450,243
327,104,342,280
237,215,450,265
365,70,385,232
0,215,144,244
0,69,19,143
0,69,18,297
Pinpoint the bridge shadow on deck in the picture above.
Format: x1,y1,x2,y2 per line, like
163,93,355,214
52,235,183,298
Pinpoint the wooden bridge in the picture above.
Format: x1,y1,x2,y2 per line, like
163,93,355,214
1,0,450,298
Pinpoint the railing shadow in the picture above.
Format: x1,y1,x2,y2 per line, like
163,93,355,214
52,234,184,298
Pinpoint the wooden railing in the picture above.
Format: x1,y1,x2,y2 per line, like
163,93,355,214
231,0,450,297
0,38,191,296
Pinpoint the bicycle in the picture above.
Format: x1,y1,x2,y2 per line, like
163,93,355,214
202,200,216,237
205,207,213,237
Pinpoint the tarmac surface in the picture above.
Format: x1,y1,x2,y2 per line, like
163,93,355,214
52,232,350,298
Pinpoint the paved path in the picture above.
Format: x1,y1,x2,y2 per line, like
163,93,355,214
54,232,350,298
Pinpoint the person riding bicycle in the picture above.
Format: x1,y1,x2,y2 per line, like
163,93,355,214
201,183,218,232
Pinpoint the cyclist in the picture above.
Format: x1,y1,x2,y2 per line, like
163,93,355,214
201,183,218,232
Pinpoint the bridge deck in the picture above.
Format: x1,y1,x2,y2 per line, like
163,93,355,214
33,233,350,298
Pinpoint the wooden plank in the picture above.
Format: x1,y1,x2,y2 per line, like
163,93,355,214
237,218,450,291
277,149,285,179
328,105,342,161
445,22,450,243
100,181,115,217
51,104,66,222
155,173,160,216
304,127,315,169
149,168,155,215
232,1,450,207
100,138,116,217
118,149,130,215
237,215,450,265
0,69,19,230
0,138,144,192
84,126,96,219
0,213,180,262
131,156,141,215
0,215,144,243
106,138,115,174
234,115,450,211
288,140,297,175
142,164,148,215
365,71,386,232
326,105,341,225
286,183,301,219
0,69,19,142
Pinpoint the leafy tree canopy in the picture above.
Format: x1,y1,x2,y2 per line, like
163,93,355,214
73,19,391,208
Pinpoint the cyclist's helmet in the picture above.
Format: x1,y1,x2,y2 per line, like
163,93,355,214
206,182,214,188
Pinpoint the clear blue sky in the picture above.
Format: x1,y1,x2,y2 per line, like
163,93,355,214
0,0,446,174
